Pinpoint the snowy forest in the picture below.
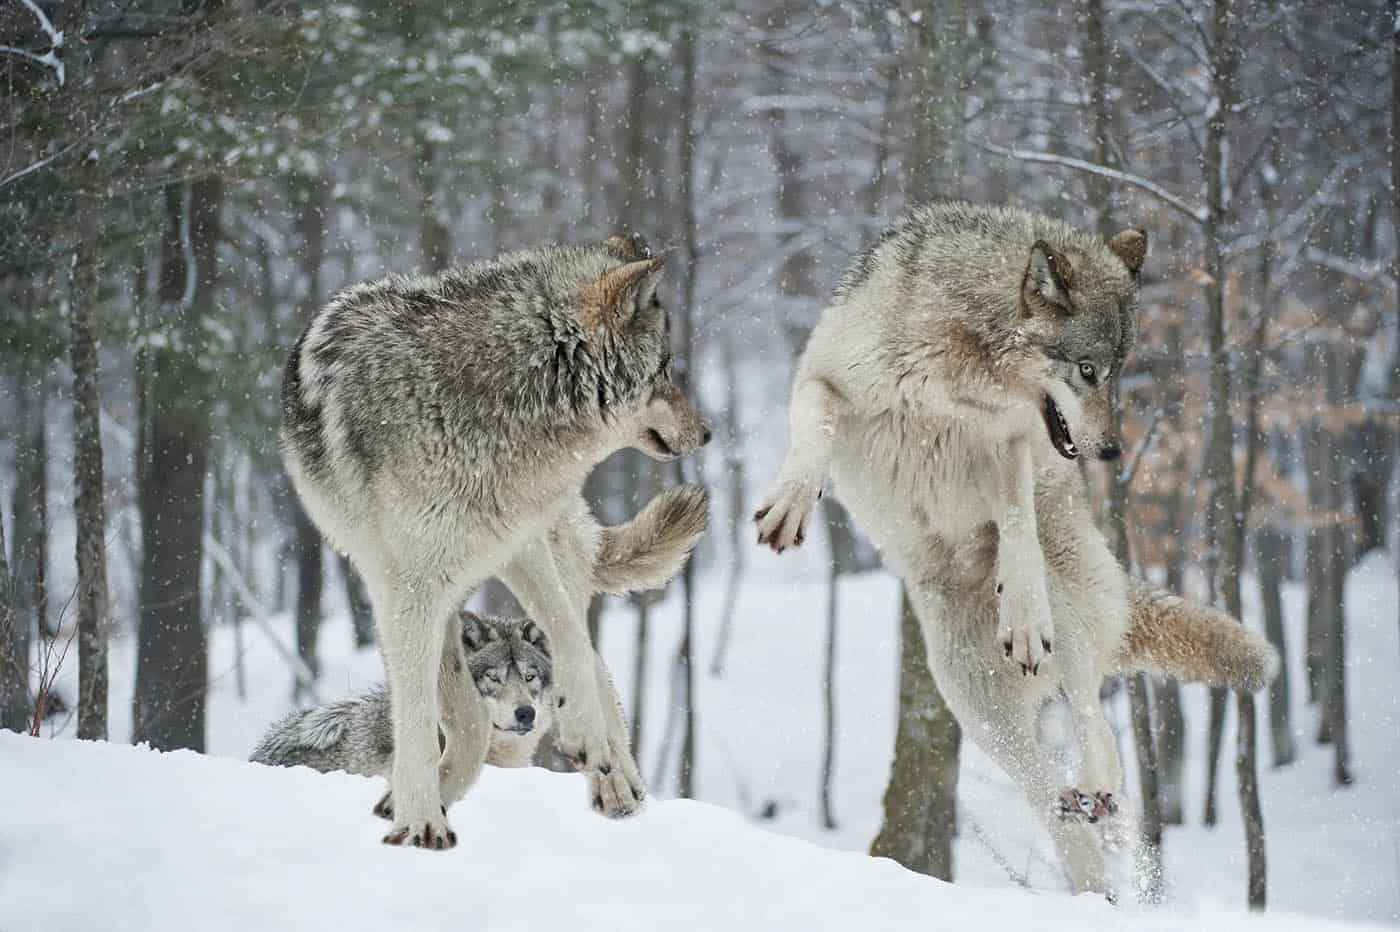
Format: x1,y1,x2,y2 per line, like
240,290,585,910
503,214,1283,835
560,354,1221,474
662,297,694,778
1,0,1397,928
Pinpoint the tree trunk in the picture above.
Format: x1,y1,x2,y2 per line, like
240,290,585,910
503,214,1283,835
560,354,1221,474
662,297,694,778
1,349,41,731
1322,346,1352,785
674,26,701,799
1256,524,1295,767
819,556,839,829
70,248,110,741
1156,320,1188,825
870,590,960,880
291,175,328,696
708,328,745,677
13,341,49,645
1392,0,1400,663
340,554,375,649
133,177,221,752
869,0,969,878
0,483,19,734
1199,0,1265,907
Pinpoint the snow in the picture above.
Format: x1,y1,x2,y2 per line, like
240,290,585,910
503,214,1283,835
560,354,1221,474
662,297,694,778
0,732,1376,932
22,548,1400,928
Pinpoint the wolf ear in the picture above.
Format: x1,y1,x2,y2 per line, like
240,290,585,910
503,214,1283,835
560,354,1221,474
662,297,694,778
1107,228,1147,276
518,619,548,651
579,256,667,333
1022,240,1074,316
460,611,491,651
603,231,654,263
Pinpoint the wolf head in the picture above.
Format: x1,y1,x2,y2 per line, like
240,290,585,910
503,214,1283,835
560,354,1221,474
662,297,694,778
579,232,711,461
459,612,554,738
1019,229,1146,463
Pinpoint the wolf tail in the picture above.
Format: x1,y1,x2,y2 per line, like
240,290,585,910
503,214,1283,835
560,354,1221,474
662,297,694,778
592,484,709,594
1116,576,1279,691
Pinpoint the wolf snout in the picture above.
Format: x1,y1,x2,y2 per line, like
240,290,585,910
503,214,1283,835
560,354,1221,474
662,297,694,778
514,705,536,730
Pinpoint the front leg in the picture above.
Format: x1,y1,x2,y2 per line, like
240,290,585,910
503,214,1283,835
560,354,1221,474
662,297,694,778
995,438,1053,675
370,577,458,849
755,373,848,552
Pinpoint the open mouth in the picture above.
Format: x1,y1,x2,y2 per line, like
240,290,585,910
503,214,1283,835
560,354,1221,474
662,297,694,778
1041,394,1079,460
643,428,677,459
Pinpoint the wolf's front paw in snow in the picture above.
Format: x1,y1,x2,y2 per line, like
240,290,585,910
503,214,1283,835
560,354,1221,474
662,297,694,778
383,810,457,849
587,737,646,818
1055,788,1118,824
995,577,1053,675
754,476,822,553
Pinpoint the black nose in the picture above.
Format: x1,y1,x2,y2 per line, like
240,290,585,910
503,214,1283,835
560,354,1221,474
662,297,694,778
515,706,536,727
701,428,713,446
1098,446,1122,462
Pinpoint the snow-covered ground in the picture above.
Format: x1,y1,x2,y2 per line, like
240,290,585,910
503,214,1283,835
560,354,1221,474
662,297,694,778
0,733,1379,932
15,548,1399,927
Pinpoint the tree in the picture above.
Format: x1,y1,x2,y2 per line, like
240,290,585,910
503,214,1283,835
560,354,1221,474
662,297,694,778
870,0,967,880
70,248,110,741
133,177,222,753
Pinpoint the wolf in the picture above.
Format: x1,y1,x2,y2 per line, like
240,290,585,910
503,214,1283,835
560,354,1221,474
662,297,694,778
755,202,1277,894
250,613,555,814
281,231,710,848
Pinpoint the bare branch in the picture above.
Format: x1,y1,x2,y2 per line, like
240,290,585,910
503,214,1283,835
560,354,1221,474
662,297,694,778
974,140,1209,224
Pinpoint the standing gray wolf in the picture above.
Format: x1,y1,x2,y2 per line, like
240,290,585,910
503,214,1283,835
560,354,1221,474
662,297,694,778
755,202,1277,894
281,232,710,848
250,613,555,814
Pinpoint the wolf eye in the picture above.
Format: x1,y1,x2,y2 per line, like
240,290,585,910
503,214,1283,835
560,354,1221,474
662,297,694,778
523,672,537,683
1078,361,1098,384
483,670,502,684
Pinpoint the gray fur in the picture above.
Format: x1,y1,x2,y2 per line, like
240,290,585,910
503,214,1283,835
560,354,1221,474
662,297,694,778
757,202,1276,896
250,614,555,789
280,234,710,848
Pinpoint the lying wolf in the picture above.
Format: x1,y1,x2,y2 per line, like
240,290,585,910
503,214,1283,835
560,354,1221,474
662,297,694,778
251,613,554,815
281,233,710,847
756,202,1277,894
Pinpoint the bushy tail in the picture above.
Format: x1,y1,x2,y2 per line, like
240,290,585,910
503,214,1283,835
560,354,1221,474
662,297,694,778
1117,577,1279,691
592,484,709,595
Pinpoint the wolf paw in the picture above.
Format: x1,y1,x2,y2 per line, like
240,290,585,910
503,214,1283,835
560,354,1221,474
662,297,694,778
995,580,1054,675
1055,788,1118,824
382,811,457,850
588,758,646,819
754,476,822,553
373,793,448,823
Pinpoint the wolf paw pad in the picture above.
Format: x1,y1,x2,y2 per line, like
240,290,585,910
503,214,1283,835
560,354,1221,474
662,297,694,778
1055,789,1118,824
754,478,822,553
382,814,457,850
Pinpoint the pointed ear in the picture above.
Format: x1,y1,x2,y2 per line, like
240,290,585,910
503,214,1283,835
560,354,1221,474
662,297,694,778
603,231,654,262
1022,240,1074,316
460,611,491,652
1107,228,1147,276
579,256,666,332
518,619,548,651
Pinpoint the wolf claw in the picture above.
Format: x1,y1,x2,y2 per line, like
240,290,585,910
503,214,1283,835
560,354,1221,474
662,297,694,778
1056,788,1118,824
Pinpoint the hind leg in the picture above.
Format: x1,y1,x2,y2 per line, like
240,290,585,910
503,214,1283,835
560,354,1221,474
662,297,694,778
969,696,1109,894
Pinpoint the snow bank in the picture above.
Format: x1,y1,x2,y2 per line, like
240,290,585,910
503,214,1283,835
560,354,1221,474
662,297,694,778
0,733,1373,932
